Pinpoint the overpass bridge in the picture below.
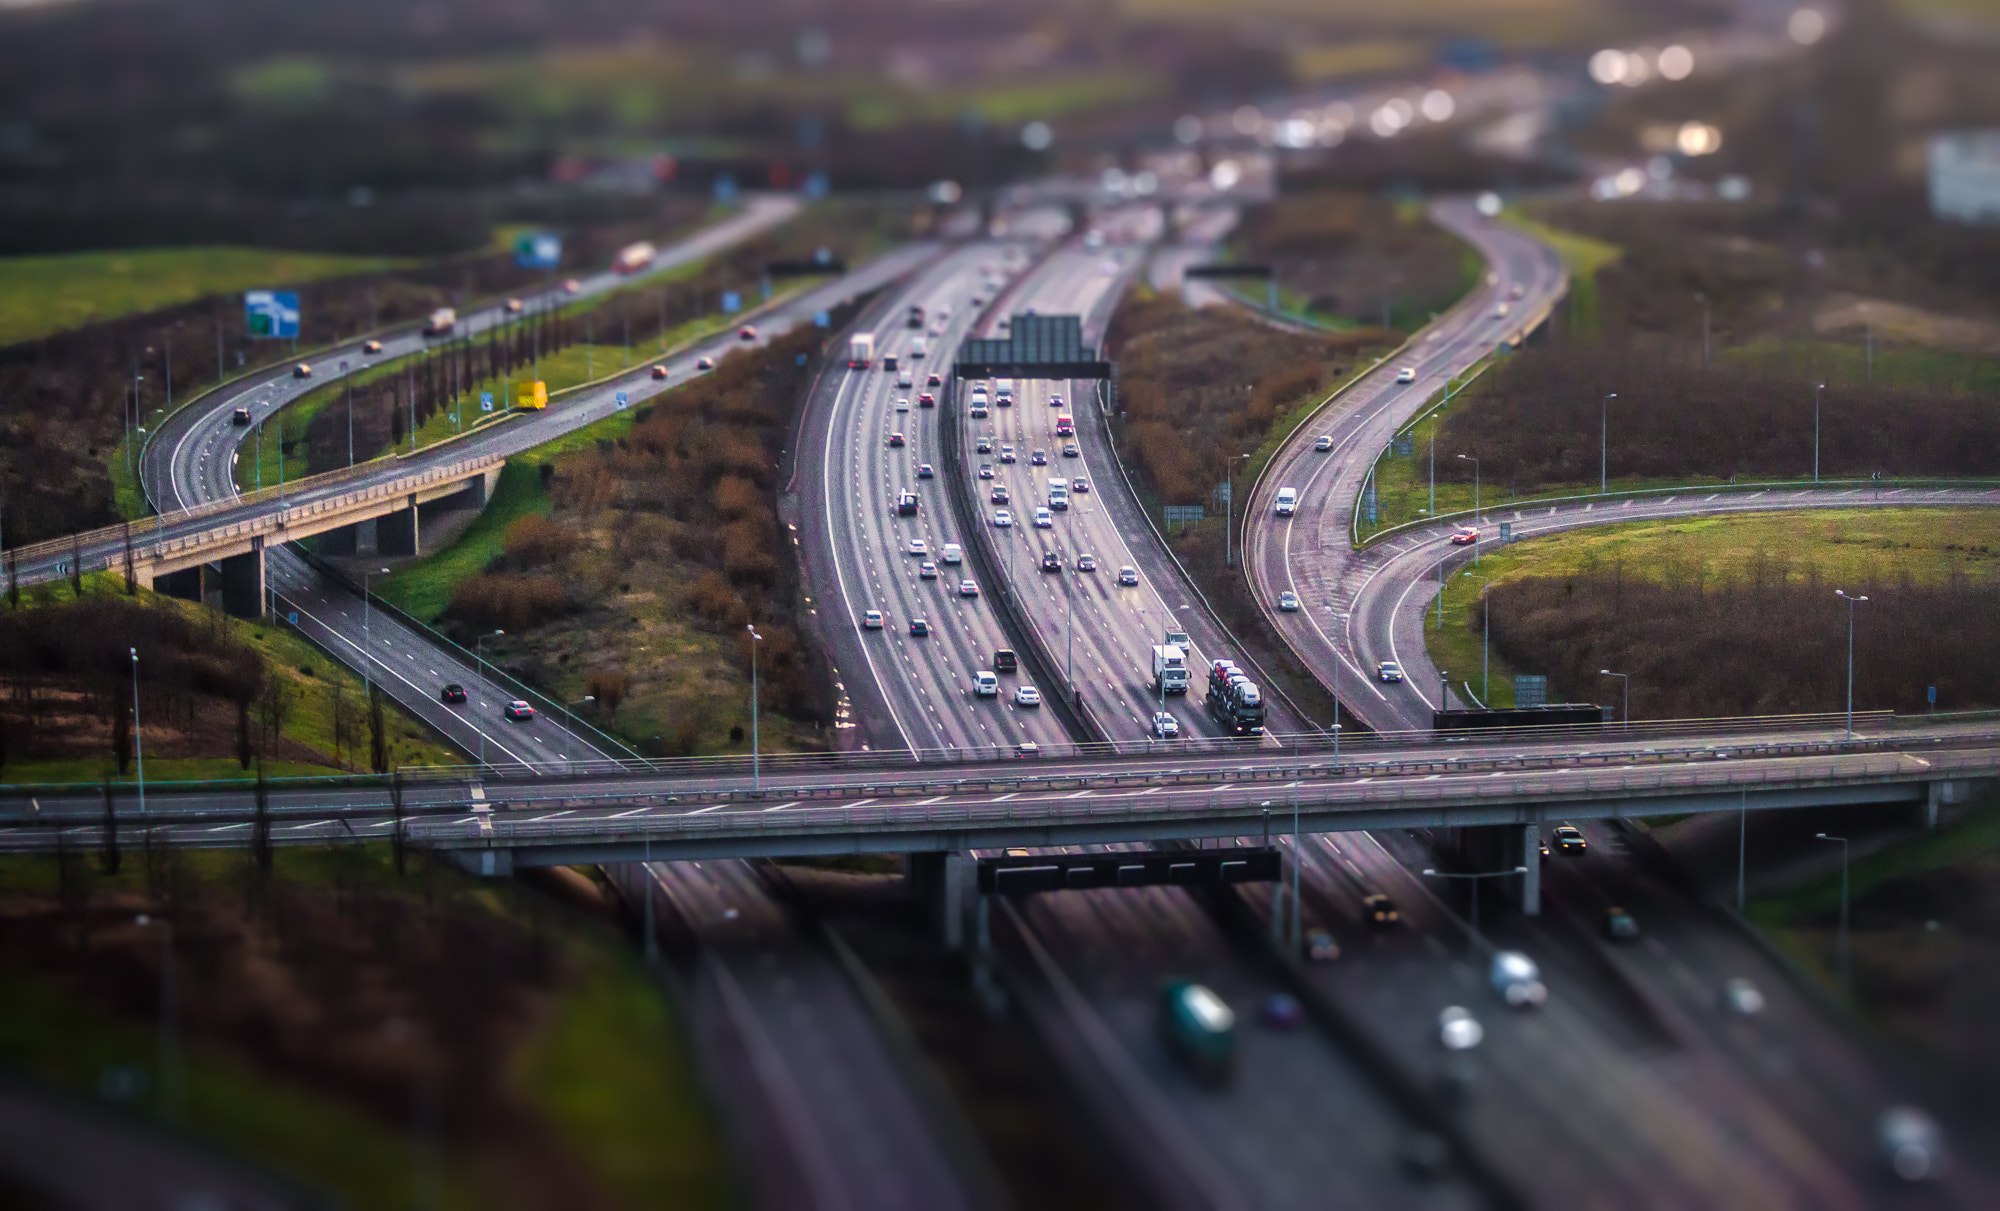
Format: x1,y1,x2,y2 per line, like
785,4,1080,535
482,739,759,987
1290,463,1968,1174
5,452,502,616
7,713,1993,902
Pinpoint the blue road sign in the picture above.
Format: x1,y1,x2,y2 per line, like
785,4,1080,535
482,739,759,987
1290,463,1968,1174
244,290,300,339
1930,685,1938,705
805,172,829,199
480,392,495,413
714,174,738,203
722,291,742,313
288,612,299,626
513,231,562,269
615,391,629,410
814,310,830,328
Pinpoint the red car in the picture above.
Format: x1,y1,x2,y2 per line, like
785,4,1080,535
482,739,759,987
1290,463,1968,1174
650,365,667,380
1451,528,1479,546
917,393,936,408
738,325,757,341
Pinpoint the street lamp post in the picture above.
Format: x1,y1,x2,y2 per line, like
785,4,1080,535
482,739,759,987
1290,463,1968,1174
130,648,146,815
1438,668,1450,714
1817,832,1852,994
1223,452,1250,568
1420,866,1530,945
1814,383,1825,483
361,567,389,701
475,629,504,767
1695,291,1710,369
1600,392,1617,494
1474,578,1491,703
134,913,180,1121
563,695,595,773
1836,590,1868,738
747,625,762,791
1458,453,1481,565
1599,669,1629,732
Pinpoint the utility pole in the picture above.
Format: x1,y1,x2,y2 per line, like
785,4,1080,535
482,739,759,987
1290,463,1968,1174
1601,392,1617,494
1837,590,1868,738
131,648,146,814
1814,383,1825,483
747,626,763,790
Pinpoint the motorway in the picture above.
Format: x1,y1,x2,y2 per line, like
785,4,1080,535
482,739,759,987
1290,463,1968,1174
115,205,936,771
797,240,1073,756
1243,196,1564,734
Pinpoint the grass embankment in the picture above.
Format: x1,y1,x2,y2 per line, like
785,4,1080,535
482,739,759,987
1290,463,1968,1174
1233,189,1484,333
0,246,407,348
378,325,844,759
1743,787,2000,1099
1499,206,1620,337
1359,334,2000,538
0,572,457,785
1422,508,2000,711
0,847,729,1209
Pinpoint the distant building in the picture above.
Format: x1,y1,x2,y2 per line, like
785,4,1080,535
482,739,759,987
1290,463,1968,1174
1929,131,2000,223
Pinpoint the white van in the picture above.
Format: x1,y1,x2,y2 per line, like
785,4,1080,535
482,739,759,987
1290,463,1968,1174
910,336,929,359
897,368,913,389
1048,484,1070,511
941,542,963,565
1274,487,1298,516
995,378,1015,404
974,671,999,697
970,388,990,418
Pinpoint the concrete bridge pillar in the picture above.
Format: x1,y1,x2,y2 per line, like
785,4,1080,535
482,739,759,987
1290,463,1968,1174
155,566,202,602
377,495,420,556
1521,823,1541,916
318,522,359,557
219,537,265,619
906,851,969,950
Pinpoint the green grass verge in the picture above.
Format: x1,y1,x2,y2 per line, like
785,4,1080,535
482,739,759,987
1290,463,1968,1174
1721,338,2000,395
0,969,478,1208
375,403,643,624
0,246,408,348
3,573,459,783
1500,206,1619,338
1421,508,2000,708
519,956,731,1208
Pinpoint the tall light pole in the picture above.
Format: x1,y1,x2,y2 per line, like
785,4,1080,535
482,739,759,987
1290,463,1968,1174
563,695,595,774
1599,669,1629,732
361,567,389,701
1421,866,1529,946
1694,291,1710,369
1474,577,1491,703
1836,590,1868,738
1816,832,1851,994
1457,452,1481,566
1438,668,1450,714
130,648,146,815
475,629,504,767
747,625,763,791
1814,383,1826,483
1600,392,1617,494
1223,452,1250,567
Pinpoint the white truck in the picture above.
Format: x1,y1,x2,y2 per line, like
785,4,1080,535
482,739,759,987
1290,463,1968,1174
848,333,875,369
995,378,1015,405
1152,644,1190,695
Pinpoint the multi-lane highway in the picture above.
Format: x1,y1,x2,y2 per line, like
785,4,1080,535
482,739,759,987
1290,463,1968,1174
1243,197,1564,733
798,242,1074,756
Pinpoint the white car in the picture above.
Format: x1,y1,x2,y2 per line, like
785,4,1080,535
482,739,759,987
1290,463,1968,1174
895,397,910,412
907,538,927,557
1377,661,1404,683
959,579,980,597
1278,590,1301,611
862,610,884,630
1314,435,1334,452
1034,507,1053,528
992,509,1014,527
1151,711,1180,738
919,561,938,580
1396,367,1417,384
1490,951,1547,1008
940,543,962,565
1492,302,1511,318
1015,685,1042,707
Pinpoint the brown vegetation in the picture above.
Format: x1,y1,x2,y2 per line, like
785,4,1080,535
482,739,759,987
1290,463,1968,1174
1430,344,2000,492
1107,293,1388,506
1237,188,1480,327
1484,567,2000,719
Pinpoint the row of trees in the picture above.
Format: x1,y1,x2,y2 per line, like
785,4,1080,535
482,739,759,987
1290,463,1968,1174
1108,292,1388,506
1432,344,2000,493
1483,568,1998,719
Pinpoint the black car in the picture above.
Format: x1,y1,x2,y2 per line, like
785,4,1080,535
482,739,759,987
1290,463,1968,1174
1362,893,1401,928
231,407,252,426
1041,551,1062,572
440,684,467,704
908,617,931,637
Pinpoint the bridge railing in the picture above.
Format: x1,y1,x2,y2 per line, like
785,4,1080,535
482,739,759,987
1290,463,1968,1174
8,453,504,569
